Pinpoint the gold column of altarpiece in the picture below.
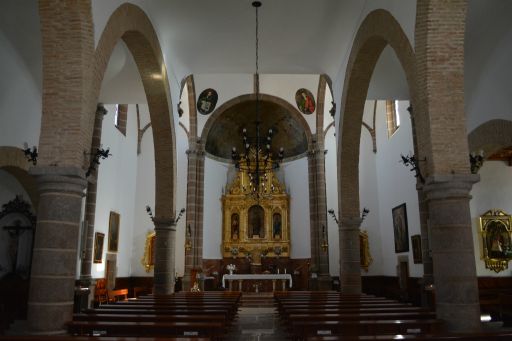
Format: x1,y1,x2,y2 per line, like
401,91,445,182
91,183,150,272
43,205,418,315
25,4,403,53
222,149,290,262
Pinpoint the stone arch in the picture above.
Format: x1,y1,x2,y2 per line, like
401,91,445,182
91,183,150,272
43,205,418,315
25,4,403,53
468,119,512,156
201,93,313,146
337,9,417,218
0,146,38,210
92,3,176,218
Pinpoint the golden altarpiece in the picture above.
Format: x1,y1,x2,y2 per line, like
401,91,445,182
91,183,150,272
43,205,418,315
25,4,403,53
221,149,290,266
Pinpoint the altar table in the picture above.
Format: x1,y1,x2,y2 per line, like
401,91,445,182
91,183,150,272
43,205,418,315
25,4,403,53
222,273,292,291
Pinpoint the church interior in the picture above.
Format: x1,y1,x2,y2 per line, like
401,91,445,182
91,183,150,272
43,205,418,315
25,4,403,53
1,0,512,339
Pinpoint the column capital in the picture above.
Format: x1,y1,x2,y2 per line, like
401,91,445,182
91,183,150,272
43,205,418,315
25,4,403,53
153,217,177,231
29,166,87,195
340,216,363,230
424,174,479,201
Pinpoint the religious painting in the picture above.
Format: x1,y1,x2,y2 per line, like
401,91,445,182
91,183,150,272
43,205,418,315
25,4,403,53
411,234,422,264
272,212,282,240
197,88,218,115
392,203,409,253
231,213,240,240
295,88,316,115
108,211,120,252
479,209,512,273
248,205,265,238
93,232,105,264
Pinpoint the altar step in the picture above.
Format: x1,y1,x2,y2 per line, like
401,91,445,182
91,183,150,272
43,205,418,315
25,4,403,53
226,306,285,341
240,292,275,307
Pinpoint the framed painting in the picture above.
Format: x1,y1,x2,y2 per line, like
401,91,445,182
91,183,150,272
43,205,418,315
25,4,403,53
411,234,422,264
295,88,316,115
108,211,120,252
392,203,409,253
93,232,105,264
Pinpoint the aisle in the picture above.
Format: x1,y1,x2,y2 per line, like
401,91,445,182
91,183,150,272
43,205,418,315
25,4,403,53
225,293,287,341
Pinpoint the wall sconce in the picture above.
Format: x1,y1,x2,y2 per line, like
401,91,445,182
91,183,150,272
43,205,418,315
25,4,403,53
400,153,425,184
329,101,336,119
361,207,370,222
145,205,154,222
86,147,111,177
185,224,192,252
177,101,184,118
321,225,329,253
175,208,185,224
469,151,484,174
23,143,38,165
327,209,339,225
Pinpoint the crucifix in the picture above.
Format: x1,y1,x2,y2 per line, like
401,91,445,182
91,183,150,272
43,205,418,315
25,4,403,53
3,220,33,274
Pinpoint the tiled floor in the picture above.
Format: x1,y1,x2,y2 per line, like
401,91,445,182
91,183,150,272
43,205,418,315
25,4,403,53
225,307,287,341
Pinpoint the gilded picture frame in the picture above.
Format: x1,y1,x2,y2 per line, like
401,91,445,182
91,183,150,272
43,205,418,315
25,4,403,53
392,203,409,253
359,230,373,271
93,232,104,264
411,234,422,264
141,231,155,272
108,211,120,252
479,209,512,273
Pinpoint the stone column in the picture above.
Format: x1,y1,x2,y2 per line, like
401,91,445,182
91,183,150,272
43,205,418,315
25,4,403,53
153,217,177,295
339,217,362,294
424,174,481,332
80,104,107,288
27,166,87,334
182,143,205,291
307,142,330,290
416,186,434,308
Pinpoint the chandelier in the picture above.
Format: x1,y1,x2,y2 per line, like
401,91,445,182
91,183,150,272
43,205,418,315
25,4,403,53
231,1,284,192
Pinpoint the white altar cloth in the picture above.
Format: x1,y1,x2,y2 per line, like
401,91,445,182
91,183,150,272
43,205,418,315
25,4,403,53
222,273,292,288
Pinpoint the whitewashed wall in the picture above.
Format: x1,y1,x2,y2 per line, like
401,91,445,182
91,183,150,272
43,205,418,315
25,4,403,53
91,104,138,278
358,100,422,277
358,101,384,276
0,30,40,149
202,157,228,259
282,157,311,259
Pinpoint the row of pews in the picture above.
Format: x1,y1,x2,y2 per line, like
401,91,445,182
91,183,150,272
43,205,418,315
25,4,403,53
66,291,241,340
274,291,512,341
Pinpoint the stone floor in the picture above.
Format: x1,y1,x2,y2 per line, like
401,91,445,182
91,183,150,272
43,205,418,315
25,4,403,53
225,292,287,340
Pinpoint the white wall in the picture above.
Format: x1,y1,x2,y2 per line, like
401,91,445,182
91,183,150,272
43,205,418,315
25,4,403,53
358,101,384,276
470,161,512,277
282,157,311,259
0,29,41,149
358,100,422,277
202,157,227,259
91,104,138,278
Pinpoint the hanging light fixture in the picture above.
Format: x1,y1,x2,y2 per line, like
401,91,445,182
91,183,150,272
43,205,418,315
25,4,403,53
231,1,284,193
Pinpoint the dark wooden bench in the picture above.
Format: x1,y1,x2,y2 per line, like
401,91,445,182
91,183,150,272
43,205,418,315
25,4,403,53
290,319,442,340
499,293,512,326
306,332,512,340
68,320,224,339
73,313,227,324
0,336,210,341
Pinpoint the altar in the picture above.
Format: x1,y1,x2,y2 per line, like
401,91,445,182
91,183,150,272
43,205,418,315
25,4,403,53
222,273,292,292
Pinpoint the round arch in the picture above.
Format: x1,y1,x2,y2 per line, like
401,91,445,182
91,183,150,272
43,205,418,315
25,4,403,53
468,119,512,156
337,9,417,218
201,93,313,147
0,146,38,210
92,3,176,218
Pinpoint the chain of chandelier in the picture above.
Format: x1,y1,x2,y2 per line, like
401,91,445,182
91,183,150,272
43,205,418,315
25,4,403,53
231,1,284,191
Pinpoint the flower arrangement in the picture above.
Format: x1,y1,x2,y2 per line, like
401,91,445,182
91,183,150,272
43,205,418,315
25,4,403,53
226,264,237,274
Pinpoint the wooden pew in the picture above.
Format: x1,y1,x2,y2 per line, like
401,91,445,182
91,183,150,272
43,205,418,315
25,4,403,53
107,289,128,303
305,332,512,340
68,321,224,339
0,337,210,341
289,319,443,340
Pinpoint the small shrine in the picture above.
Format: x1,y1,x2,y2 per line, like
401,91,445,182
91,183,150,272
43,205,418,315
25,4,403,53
222,148,290,272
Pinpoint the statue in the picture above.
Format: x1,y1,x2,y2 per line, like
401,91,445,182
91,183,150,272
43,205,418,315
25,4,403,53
273,213,282,239
231,214,239,240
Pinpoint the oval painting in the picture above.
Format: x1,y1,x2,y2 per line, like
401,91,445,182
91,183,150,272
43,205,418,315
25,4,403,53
197,88,218,115
295,88,316,115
